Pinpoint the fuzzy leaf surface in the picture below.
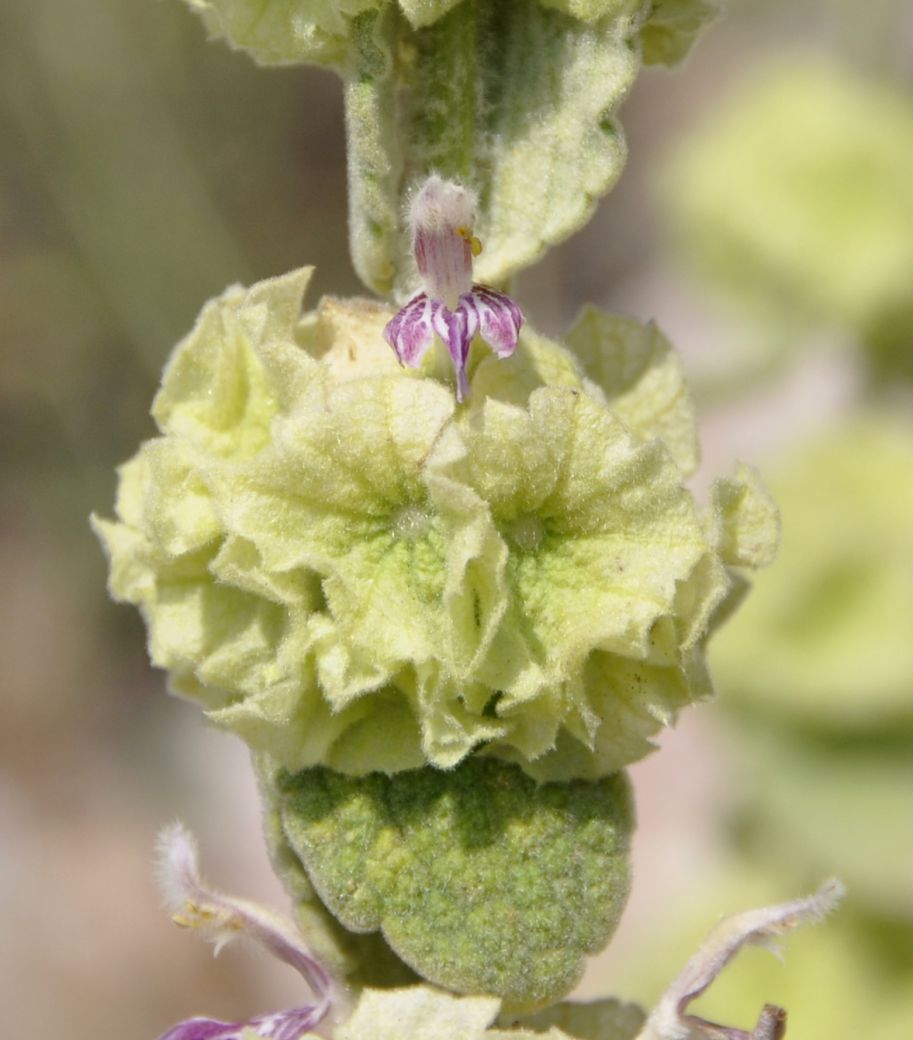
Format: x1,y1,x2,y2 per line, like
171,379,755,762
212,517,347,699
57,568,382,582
278,757,633,1011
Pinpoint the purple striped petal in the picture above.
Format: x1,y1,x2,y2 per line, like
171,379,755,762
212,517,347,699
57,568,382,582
465,286,523,358
431,299,479,402
383,282,523,402
410,176,477,309
158,1004,324,1040
383,293,435,367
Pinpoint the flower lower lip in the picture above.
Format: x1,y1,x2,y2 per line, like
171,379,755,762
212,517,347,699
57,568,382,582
384,285,523,402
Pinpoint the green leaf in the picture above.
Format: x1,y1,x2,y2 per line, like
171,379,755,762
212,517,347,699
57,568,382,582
260,761,421,987
277,757,633,1011
346,1,640,296
178,1,715,290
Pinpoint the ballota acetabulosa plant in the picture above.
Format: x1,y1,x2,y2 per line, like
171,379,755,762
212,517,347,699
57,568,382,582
93,2,843,1038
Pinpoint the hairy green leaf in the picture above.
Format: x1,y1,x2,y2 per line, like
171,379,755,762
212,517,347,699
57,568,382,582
277,757,633,1010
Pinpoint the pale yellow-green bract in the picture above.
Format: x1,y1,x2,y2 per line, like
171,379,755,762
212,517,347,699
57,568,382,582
712,416,913,732
181,0,462,66
637,0,717,66
300,984,645,1040
710,415,913,911
182,0,713,68
93,267,777,781
663,56,913,340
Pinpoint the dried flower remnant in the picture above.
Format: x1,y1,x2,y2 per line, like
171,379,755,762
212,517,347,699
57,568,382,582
636,879,845,1040
155,823,346,1040
384,176,523,401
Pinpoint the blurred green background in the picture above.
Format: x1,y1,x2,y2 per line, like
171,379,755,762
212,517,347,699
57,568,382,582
1,1,911,1038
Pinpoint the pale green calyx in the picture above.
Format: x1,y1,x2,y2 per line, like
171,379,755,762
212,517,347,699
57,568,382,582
181,0,462,66
93,268,776,781
181,2,714,296
710,463,780,571
637,0,717,66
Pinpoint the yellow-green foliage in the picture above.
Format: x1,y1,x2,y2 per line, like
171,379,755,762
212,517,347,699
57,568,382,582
93,267,776,781
713,417,913,731
711,415,913,910
663,57,913,340
182,0,713,68
303,985,644,1040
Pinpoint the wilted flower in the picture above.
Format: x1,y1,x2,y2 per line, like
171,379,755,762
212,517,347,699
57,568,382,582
636,879,844,1040
154,823,346,1040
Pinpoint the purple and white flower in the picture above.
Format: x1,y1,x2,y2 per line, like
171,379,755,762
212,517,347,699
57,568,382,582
384,176,523,402
154,823,346,1040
